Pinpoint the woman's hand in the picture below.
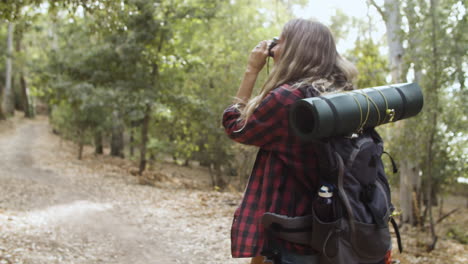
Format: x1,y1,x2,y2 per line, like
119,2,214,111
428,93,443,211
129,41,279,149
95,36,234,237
234,41,269,103
246,40,269,74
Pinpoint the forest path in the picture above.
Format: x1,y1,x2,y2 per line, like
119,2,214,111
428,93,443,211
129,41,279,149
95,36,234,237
0,117,244,264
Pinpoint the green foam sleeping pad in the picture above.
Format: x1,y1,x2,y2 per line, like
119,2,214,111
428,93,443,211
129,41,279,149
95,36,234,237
289,83,424,141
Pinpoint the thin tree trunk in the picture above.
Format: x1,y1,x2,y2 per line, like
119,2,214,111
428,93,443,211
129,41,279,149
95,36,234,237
426,0,440,251
399,161,412,224
412,189,423,226
0,83,5,120
111,111,125,158
129,128,135,157
15,28,32,118
213,164,225,189
438,196,444,219
209,163,224,188
372,0,423,227
78,127,85,160
138,105,151,175
426,181,437,251
20,74,32,117
400,159,422,226
209,164,216,187
3,23,14,116
94,131,103,154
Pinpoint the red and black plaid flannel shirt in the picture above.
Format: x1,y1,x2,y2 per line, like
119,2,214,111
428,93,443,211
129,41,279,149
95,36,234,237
222,84,320,258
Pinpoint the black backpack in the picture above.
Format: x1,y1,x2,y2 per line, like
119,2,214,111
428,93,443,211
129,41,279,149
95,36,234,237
262,128,402,264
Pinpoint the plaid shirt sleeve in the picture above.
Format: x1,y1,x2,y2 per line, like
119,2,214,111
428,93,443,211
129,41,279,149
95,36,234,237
222,86,298,149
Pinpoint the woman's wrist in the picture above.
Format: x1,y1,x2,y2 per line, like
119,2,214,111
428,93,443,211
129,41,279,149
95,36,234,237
245,66,261,75
235,70,258,102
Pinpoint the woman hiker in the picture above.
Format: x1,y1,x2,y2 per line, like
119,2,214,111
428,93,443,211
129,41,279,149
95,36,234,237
222,18,358,264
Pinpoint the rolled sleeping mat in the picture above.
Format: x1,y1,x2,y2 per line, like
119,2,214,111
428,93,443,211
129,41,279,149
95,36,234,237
289,83,424,141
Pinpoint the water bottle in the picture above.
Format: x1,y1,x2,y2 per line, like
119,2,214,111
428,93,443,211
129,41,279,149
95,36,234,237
313,185,335,222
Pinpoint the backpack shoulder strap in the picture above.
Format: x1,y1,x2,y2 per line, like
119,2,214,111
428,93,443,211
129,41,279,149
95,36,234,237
315,140,338,183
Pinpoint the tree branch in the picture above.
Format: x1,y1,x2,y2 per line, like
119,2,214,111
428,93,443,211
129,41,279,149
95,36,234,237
435,208,459,225
368,0,387,22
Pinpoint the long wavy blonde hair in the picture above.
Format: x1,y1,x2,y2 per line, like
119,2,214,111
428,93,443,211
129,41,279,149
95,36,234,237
238,19,358,124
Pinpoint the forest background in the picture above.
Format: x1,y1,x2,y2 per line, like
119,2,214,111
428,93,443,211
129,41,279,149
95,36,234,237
0,0,466,257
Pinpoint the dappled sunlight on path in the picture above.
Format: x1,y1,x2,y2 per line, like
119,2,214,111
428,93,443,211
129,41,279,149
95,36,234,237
3,200,113,228
0,117,247,264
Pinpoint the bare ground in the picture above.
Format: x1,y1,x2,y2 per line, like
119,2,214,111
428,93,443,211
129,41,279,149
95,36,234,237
0,116,247,264
0,116,466,264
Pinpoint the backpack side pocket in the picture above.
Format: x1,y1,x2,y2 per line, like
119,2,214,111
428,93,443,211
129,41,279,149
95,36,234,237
310,209,340,259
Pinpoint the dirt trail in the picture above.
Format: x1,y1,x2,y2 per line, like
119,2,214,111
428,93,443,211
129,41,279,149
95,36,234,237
2,117,466,264
0,117,245,264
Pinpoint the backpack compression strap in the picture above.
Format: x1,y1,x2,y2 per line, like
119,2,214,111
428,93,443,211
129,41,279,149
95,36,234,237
390,217,403,253
382,151,398,173
261,213,313,245
335,152,356,233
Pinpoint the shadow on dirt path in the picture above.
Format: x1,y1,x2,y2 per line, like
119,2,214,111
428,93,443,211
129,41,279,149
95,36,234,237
0,118,184,264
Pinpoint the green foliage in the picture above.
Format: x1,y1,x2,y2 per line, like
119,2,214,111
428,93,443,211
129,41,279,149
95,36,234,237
330,10,388,89
0,0,93,21
7,0,464,192
447,225,468,244
329,9,351,44
0,22,6,79
19,0,305,176
348,39,388,88
48,81,111,140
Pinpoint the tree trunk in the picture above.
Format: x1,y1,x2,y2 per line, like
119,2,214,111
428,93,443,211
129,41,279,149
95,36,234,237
110,111,125,158
399,160,421,225
129,128,135,157
370,0,405,82
425,0,440,251
138,105,151,175
15,27,33,118
78,127,85,160
372,0,424,227
438,196,444,219
94,131,103,154
209,164,216,187
3,23,14,116
383,0,405,83
20,74,32,117
0,83,5,120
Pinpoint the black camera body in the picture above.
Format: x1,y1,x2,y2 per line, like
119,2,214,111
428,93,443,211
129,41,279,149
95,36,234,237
268,37,279,57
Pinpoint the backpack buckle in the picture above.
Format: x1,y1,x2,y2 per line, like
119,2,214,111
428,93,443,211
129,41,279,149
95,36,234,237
345,133,360,139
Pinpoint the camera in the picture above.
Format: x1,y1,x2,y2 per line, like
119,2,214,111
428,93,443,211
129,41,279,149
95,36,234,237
268,37,279,57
